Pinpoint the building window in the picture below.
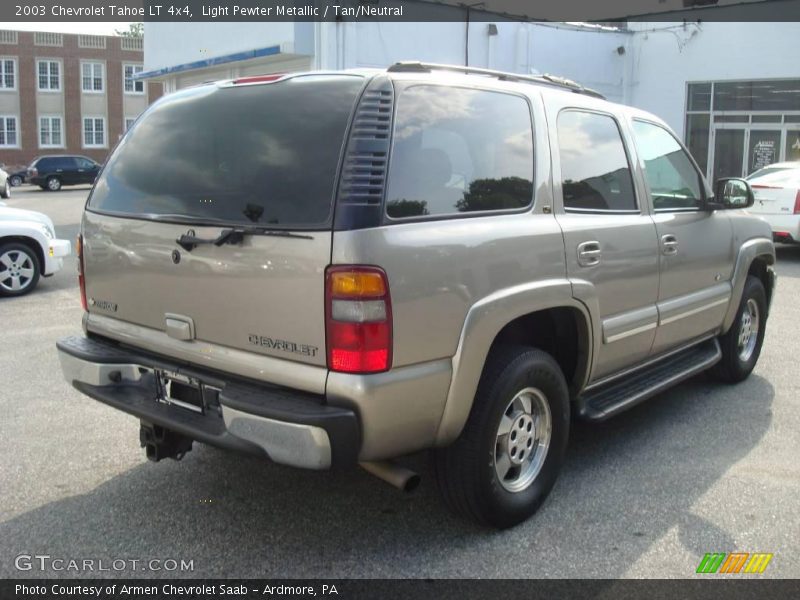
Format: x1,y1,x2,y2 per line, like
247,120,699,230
123,64,144,94
124,118,136,131
120,37,143,52
83,117,105,147
0,116,18,147
78,35,106,49
0,58,16,90
81,62,104,93
33,32,63,47
0,31,18,45
39,116,63,147
37,60,60,91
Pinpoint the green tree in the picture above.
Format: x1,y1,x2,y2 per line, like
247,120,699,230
116,23,143,38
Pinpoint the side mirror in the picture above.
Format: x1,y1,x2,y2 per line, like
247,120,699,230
709,177,754,210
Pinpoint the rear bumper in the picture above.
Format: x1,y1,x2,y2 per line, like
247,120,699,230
56,335,360,469
755,213,800,242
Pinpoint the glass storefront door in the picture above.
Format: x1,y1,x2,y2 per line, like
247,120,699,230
747,129,783,175
787,129,800,162
713,128,746,180
712,126,799,181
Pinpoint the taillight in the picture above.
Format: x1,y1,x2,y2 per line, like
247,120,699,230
76,234,87,311
794,190,800,215
325,266,392,374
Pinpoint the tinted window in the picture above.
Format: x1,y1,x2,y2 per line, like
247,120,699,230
39,157,76,170
76,157,96,169
89,76,364,228
632,120,704,210
558,111,637,212
386,86,533,219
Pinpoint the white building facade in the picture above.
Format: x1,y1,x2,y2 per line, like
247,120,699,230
142,18,800,180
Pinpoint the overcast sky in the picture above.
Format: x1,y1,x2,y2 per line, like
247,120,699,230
6,22,134,36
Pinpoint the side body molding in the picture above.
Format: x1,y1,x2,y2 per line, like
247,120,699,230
721,237,775,333
434,279,594,446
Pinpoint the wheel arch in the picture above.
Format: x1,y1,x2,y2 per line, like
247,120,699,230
435,280,594,446
0,235,45,272
722,237,775,333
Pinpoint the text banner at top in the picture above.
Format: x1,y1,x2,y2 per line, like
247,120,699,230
3,0,800,23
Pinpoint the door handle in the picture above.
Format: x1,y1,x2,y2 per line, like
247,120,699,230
661,234,678,256
577,241,602,267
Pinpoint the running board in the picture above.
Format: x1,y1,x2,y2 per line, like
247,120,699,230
576,338,721,421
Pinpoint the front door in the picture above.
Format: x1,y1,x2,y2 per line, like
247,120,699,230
630,119,734,355
551,108,660,380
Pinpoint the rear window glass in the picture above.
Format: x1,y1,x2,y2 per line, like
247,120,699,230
89,75,364,228
386,85,534,219
557,110,637,212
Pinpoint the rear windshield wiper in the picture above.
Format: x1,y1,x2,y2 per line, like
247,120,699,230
176,226,314,252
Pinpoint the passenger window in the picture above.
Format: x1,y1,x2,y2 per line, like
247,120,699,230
386,86,533,219
632,120,704,210
557,110,637,212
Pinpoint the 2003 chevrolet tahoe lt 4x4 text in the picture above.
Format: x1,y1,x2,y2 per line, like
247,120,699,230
57,63,776,528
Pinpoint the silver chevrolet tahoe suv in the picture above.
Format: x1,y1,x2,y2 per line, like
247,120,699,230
57,62,776,528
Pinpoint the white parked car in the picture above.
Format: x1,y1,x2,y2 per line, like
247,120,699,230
747,162,800,243
0,205,71,296
0,167,12,199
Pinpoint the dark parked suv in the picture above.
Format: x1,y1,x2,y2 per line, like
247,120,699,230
28,155,101,191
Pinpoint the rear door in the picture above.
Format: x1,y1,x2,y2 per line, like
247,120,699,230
629,119,733,354
83,74,366,368
550,105,660,380
58,157,80,185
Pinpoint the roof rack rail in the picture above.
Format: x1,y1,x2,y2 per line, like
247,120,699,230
387,61,606,100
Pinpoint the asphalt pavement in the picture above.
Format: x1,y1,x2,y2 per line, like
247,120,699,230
1,184,798,578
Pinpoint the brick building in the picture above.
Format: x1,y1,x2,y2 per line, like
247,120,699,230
0,29,162,172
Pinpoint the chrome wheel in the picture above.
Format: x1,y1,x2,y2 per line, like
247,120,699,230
737,298,760,362
47,177,61,191
9,175,22,187
0,248,36,293
494,386,552,493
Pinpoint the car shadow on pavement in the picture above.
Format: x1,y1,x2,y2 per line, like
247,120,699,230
0,374,773,579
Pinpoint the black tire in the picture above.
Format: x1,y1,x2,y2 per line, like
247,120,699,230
46,176,61,191
0,180,9,199
0,242,41,297
710,275,767,383
9,175,22,187
433,346,570,529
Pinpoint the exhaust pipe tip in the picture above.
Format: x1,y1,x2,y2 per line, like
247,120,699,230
360,460,420,493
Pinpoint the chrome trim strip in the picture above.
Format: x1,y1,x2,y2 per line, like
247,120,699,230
604,321,657,344
659,297,729,326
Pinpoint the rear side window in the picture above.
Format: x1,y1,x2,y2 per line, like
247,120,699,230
89,75,364,228
386,85,533,219
39,157,76,170
557,110,637,213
